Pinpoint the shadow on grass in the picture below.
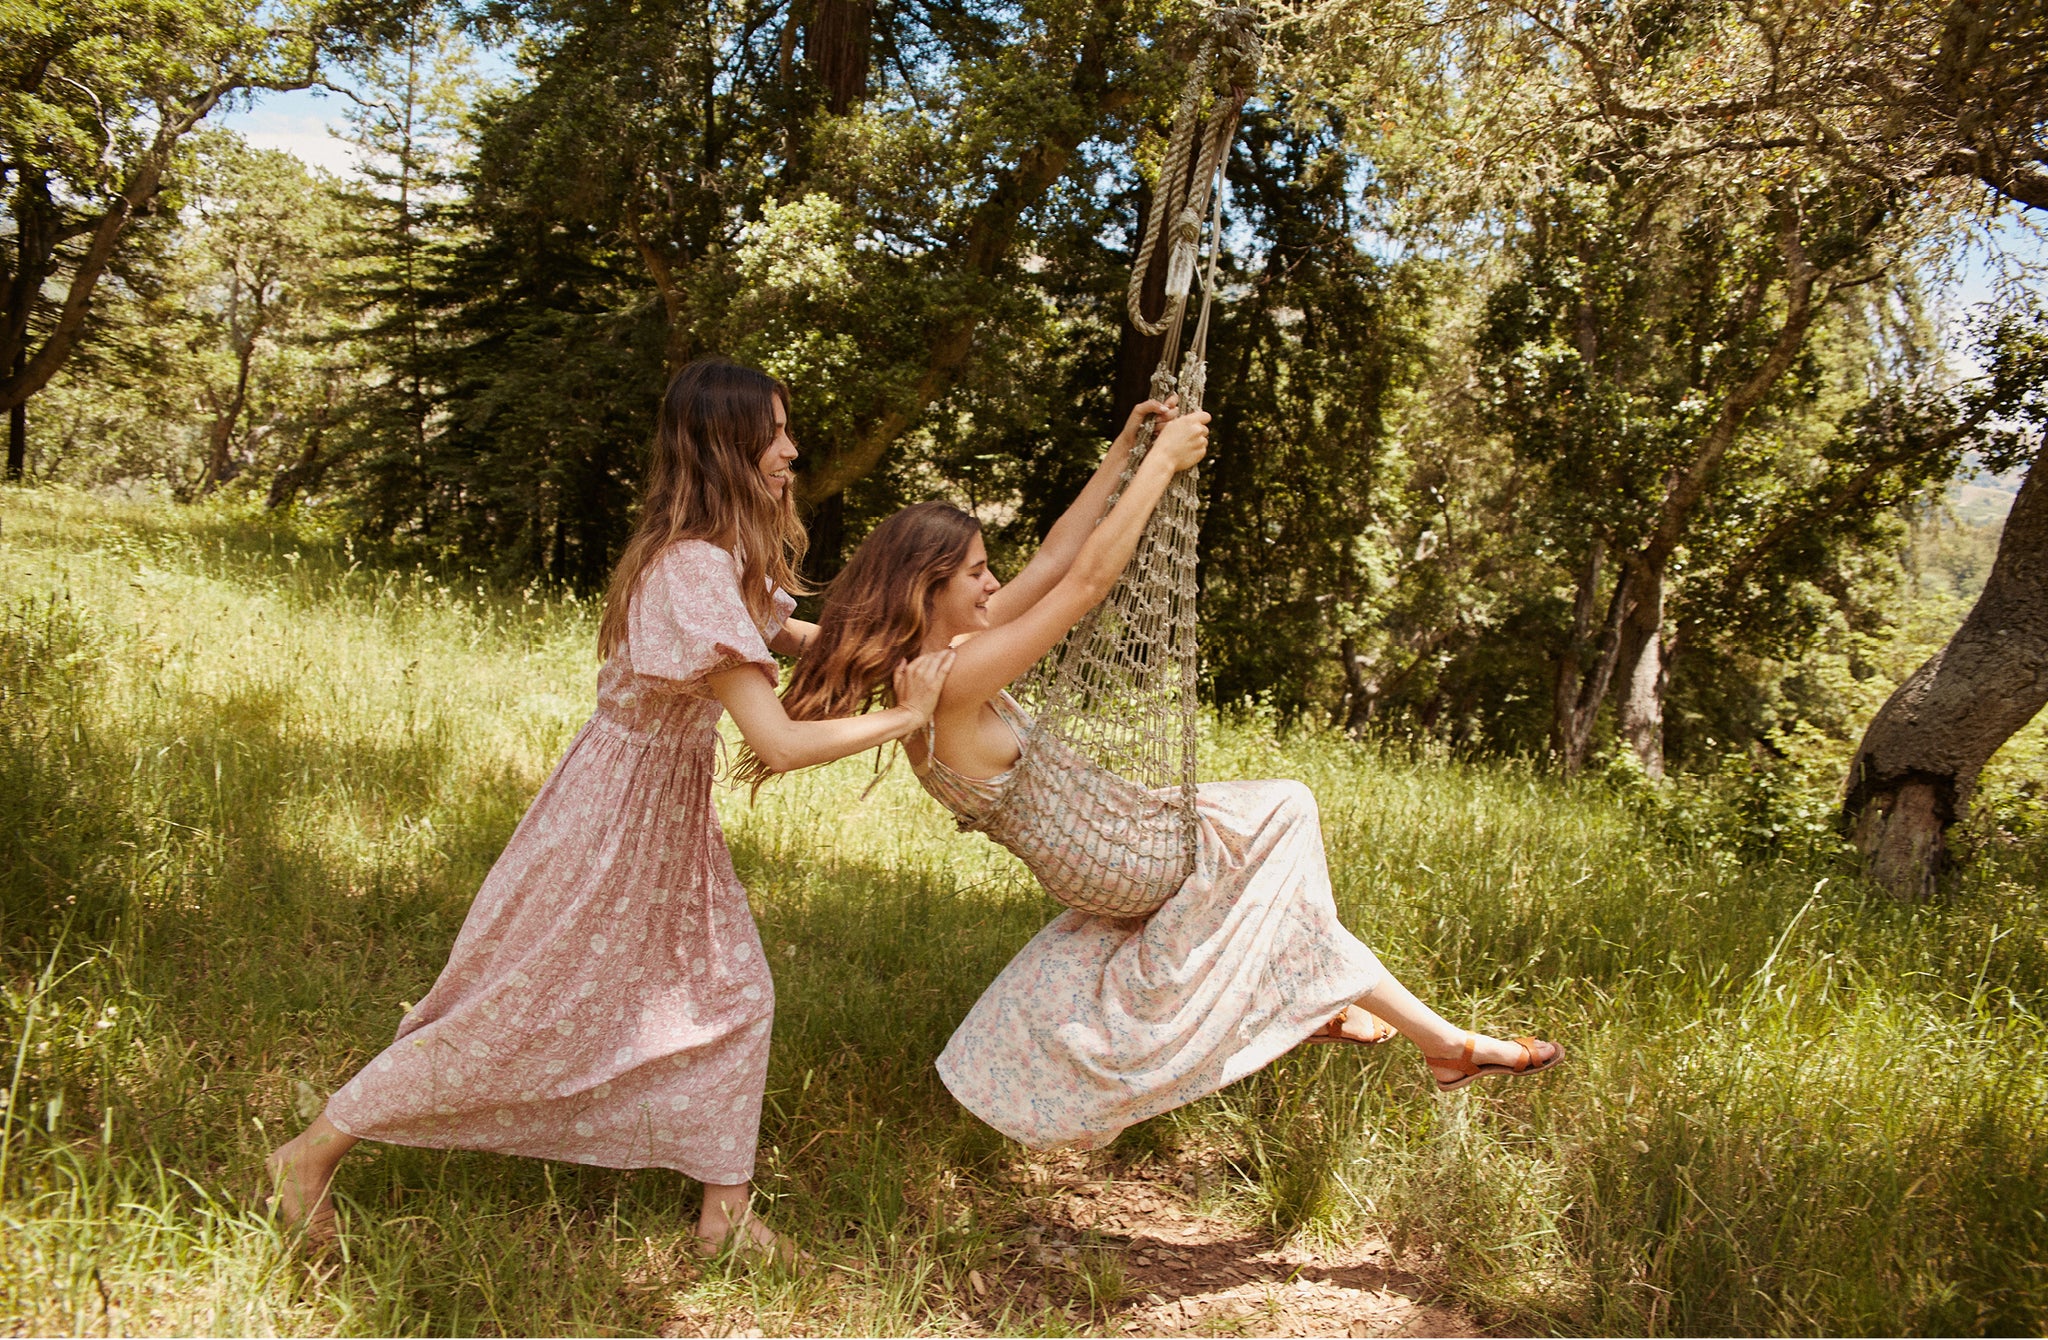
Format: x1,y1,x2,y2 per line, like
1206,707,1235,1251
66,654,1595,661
7,491,2048,1335
0,592,1063,1329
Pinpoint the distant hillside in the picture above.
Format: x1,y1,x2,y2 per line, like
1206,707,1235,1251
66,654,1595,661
1953,464,2023,526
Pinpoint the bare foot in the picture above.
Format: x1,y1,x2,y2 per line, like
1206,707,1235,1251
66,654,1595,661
1426,1033,1563,1090
694,1207,801,1266
1305,1004,1397,1046
264,1135,339,1239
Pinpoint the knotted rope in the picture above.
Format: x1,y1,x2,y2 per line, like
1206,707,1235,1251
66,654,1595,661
991,13,1260,918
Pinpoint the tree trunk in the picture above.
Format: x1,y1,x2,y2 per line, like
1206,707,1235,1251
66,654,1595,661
1,81,250,417
201,337,258,494
1112,177,1168,423
1341,636,1435,736
6,349,22,480
1616,564,1668,778
1553,539,1601,761
1551,201,1827,774
1554,540,1641,771
201,414,238,493
269,376,339,509
1339,635,1372,735
267,438,320,509
794,119,1109,503
791,15,1133,506
1842,447,2048,898
805,0,872,115
802,489,848,585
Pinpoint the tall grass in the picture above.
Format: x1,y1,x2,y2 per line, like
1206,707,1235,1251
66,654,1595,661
3,486,2045,1335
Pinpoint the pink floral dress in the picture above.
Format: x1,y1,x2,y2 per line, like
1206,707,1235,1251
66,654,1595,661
324,541,793,1186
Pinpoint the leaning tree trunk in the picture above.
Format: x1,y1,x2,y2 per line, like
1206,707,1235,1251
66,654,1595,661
6,350,23,481
1843,447,2048,898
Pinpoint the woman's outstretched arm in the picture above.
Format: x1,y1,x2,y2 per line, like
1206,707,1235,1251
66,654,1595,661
711,647,954,774
768,617,819,657
939,410,1208,710
984,398,1174,629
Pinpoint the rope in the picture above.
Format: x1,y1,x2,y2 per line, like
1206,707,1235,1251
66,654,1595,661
996,10,1260,916
1128,12,1262,338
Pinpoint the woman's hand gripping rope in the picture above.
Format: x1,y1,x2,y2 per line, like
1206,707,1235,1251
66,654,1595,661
1115,396,1176,454
1148,408,1210,474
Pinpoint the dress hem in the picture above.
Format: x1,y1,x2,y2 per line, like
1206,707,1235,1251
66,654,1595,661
934,953,1383,1153
322,1105,756,1185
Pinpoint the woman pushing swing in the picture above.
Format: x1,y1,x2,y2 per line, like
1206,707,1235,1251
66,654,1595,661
265,359,954,1258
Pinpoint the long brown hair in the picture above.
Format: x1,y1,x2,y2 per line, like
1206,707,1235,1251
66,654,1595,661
599,358,809,659
732,501,981,786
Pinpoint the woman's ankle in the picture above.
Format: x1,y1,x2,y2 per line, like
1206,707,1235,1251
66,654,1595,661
696,1181,752,1241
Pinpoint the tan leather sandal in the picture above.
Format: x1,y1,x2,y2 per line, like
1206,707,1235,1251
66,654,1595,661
1305,1004,1397,1048
1426,1033,1563,1091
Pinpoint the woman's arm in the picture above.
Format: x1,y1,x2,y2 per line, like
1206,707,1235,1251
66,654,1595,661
711,647,954,774
767,617,819,657
984,398,1173,629
939,410,1208,709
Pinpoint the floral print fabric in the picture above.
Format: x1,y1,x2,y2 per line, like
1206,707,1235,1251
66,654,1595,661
325,541,793,1185
916,719,1388,1151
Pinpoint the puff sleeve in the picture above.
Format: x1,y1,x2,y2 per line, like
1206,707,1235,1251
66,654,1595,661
628,541,790,694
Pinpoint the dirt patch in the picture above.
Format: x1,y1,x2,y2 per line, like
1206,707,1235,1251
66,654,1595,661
659,1151,1480,1338
970,1152,1479,1338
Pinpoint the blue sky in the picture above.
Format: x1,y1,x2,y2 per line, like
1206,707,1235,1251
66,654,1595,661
219,86,366,176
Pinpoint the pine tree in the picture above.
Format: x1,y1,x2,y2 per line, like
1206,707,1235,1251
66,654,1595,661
326,0,477,519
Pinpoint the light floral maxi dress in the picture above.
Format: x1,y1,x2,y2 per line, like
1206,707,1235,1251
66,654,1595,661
913,695,1388,1150
324,541,793,1186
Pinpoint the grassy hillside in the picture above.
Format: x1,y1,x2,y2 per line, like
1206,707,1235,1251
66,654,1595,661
2,488,2045,1336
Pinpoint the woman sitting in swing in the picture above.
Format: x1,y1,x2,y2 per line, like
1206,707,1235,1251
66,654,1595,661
746,399,1560,1150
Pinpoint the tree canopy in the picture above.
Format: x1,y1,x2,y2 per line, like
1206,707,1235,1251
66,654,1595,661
7,0,2044,893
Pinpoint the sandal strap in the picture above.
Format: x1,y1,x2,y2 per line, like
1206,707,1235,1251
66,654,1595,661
1512,1036,1543,1072
1427,1032,1482,1076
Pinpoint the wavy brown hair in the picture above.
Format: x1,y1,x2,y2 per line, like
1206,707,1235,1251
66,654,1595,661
732,501,981,787
599,358,809,660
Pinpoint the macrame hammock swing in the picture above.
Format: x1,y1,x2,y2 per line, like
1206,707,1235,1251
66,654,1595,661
958,13,1261,920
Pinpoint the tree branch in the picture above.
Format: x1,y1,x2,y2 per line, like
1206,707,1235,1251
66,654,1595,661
1643,201,1821,568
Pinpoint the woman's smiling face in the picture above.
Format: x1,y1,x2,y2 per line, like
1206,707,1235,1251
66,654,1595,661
928,533,1001,643
757,398,797,498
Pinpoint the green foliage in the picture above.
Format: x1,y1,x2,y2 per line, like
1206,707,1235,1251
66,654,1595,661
342,0,1197,585
318,0,481,516
0,0,392,447
21,0,2037,771
1192,101,1429,721
31,133,355,496
1,0,321,195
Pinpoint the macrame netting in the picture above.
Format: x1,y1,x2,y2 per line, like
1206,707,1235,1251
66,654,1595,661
968,14,1259,919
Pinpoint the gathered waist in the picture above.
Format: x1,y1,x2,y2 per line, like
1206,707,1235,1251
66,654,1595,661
580,710,721,753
